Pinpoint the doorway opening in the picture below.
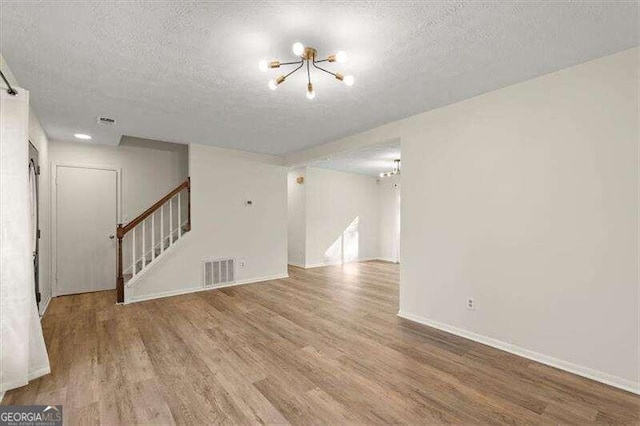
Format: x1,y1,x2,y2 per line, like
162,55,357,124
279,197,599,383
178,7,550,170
28,142,41,310
286,139,401,268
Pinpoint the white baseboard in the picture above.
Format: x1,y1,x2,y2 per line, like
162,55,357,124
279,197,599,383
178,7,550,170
39,295,51,318
0,365,51,395
303,257,380,269
397,311,640,395
127,273,289,304
375,257,399,263
290,258,396,269
303,262,330,269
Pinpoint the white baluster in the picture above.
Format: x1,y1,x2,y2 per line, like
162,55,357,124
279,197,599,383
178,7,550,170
178,192,182,240
132,227,136,277
151,212,155,261
142,218,146,271
160,204,165,253
169,197,173,247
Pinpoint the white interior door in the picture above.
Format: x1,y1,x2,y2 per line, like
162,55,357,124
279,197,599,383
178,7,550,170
56,166,117,295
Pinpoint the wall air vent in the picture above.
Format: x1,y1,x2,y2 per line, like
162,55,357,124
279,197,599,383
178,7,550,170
97,116,116,125
203,258,235,287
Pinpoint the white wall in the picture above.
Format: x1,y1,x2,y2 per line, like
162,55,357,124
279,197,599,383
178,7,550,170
129,143,288,302
287,168,306,267
1,53,52,315
401,48,638,389
378,174,401,263
50,137,188,222
303,167,380,267
49,137,189,279
286,48,640,392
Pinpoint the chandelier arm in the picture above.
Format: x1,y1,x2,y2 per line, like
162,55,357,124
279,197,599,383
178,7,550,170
313,58,329,64
284,60,305,79
279,60,304,66
307,60,311,84
312,61,338,78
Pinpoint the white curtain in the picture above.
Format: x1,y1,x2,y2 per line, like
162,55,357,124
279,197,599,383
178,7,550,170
0,87,50,393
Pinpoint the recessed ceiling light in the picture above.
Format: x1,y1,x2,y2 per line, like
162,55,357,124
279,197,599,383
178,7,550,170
74,133,92,140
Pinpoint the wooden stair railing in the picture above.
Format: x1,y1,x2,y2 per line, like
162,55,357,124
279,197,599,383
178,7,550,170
116,178,191,303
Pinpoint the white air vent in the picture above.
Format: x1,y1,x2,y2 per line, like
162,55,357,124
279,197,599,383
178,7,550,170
203,258,235,287
97,116,116,125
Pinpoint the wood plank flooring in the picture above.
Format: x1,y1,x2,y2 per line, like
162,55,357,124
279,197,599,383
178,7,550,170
3,261,639,424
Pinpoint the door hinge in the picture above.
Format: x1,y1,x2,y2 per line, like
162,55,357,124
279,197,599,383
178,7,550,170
36,292,41,303
36,165,41,175
37,229,41,239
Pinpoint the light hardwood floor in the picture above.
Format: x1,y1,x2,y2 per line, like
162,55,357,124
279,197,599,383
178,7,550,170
3,261,639,424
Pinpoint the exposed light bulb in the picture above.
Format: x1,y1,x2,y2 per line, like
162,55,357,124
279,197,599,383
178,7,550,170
258,60,268,72
268,80,278,90
335,50,348,63
343,75,355,87
306,82,315,100
292,42,305,56
379,173,385,178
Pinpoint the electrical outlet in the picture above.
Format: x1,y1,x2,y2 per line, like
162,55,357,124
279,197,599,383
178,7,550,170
240,261,245,268
467,297,475,310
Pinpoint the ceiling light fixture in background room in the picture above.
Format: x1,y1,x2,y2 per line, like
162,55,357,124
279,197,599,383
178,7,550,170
74,133,92,140
259,42,355,100
380,159,401,178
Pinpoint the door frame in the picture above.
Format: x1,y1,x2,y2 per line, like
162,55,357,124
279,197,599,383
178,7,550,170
51,162,122,297
29,142,41,308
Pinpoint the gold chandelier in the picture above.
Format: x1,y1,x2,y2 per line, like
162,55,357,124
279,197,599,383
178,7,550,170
259,42,355,100
380,159,401,178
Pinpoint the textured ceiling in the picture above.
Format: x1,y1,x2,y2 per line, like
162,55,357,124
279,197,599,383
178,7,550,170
309,140,401,177
1,1,638,155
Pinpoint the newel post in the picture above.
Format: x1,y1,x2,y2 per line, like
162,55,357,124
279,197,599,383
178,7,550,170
116,224,124,304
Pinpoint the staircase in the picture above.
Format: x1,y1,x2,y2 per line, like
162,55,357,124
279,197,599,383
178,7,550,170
116,178,191,303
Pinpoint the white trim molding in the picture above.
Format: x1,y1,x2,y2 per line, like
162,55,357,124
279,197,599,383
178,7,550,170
375,257,400,264
302,257,380,269
0,366,51,396
398,311,640,396
127,273,289,304
38,295,51,318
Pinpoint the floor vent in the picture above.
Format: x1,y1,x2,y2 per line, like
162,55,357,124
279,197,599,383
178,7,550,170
203,258,235,287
